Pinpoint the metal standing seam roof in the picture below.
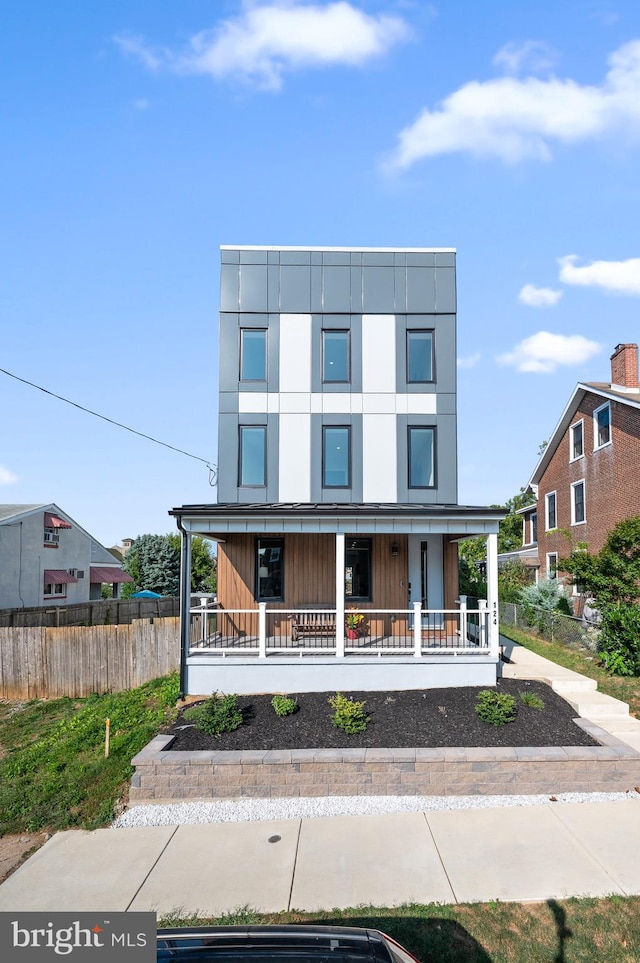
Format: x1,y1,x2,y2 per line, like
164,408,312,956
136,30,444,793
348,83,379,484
170,502,507,518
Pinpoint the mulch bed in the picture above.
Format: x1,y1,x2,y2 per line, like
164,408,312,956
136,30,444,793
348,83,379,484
165,679,599,751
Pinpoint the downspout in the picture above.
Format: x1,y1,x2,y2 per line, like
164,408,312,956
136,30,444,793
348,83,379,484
176,515,191,700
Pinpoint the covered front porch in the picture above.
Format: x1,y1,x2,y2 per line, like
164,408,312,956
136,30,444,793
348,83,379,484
171,503,505,695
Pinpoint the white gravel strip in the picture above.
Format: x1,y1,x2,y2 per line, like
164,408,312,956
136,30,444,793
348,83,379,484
112,791,640,828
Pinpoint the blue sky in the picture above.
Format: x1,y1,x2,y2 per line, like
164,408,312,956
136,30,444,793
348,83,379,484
2,0,640,547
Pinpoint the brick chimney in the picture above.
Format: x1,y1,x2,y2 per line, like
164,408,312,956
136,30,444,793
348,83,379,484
610,343,639,390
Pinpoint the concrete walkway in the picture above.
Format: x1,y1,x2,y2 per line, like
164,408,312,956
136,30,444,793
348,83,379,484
1,638,640,914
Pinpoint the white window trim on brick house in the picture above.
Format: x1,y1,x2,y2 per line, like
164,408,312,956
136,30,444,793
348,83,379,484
571,479,586,525
545,491,557,531
546,552,558,579
570,419,584,462
593,401,611,451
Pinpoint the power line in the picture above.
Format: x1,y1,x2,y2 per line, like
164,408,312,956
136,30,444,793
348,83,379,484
0,366,218,485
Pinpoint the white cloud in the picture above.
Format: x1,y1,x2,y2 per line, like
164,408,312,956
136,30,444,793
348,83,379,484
518,284,563,307
0,465,18,485
115,1,410,91
493,40,556,76
558,254,640,296
388,39,640,168
497,332,601,373
457,352,480,369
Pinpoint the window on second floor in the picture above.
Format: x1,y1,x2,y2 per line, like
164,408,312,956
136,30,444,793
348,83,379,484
323,426,350,488
594,402,611,450
239,426,266,487
571,479,586,525
406,330,434,383
570,420,584,460
545,492,557,531
240,328,267,381
408,427,436,488
322,330,350,383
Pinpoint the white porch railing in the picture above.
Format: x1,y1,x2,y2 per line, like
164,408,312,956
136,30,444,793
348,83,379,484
187,600,491,658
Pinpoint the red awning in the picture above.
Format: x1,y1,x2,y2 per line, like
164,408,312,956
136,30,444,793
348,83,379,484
44,512,72,529
90,566,134,584
44,570,78,584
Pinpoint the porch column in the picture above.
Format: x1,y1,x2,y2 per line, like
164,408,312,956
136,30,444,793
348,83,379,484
486,532,499,659
335,532,345,658
178,526,192,698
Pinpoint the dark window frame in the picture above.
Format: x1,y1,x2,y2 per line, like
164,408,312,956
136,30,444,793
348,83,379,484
322,425,351,489
322,329,351,384
239,328,268,382
345,537,372,602
238,425,267,488
406,329,435,384
407,426,437,489
255,537,284,602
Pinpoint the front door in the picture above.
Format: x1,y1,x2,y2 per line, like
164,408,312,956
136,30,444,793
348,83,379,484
408,535,444,628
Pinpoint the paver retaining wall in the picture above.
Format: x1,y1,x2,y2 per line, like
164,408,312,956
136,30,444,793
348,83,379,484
130,720,640,803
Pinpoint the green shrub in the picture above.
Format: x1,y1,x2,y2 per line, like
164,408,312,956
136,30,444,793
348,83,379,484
597,603,640,676
475,690,517,726
328,692,368,734
271,695,299,717
184,692,243,736
519,691,544,710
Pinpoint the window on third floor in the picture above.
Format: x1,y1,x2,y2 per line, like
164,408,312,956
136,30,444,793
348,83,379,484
240,328,267,381
570,420,584,460
322,330,350,383
406,330,434,383
593,402,611,450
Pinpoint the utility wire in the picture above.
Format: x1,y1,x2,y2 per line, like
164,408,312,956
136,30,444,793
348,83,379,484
0,366,218,485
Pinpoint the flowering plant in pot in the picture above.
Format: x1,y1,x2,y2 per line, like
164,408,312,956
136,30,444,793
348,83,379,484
345,609,364,639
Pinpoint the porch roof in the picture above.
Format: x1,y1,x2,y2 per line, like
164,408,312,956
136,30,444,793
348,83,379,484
170,502,506,537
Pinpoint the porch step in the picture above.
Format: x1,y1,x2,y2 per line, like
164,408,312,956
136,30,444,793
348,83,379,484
563,690,630,720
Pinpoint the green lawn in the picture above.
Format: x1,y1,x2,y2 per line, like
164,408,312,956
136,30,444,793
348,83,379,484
0,673,180,835
158,898,640,962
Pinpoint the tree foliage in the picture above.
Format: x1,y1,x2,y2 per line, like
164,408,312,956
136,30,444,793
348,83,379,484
122,533,217,597
561,516,640,606
166,533,217,593
123,534,180,596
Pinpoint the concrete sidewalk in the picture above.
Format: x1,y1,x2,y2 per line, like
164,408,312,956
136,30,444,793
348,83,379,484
0,799,640,913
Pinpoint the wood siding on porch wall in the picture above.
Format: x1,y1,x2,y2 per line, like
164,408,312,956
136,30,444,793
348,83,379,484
216,532,461,640
217,533,410,635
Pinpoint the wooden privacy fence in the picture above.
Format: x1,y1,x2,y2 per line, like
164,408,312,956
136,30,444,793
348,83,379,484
0,596,180,629
0,617,180,699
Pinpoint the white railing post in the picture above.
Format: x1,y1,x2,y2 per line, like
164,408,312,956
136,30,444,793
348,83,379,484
335,533,345,658
458,594,467,642
258,602,267,659
413,601,422,657
200,600,207,645
478,599,488,649
486,532,500,659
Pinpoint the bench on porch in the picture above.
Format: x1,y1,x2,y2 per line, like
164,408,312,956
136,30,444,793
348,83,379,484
289,605,336,641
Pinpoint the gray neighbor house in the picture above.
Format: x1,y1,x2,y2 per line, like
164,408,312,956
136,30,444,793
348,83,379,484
171,246,505,696
0,504,133,608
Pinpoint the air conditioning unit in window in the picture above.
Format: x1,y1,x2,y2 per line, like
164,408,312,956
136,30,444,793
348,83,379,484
76,570,85,579
44,531,59,543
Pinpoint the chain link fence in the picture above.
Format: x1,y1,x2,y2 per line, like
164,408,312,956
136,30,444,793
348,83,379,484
500,601,601,653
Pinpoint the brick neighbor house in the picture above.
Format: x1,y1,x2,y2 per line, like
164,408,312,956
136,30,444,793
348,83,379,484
522,343,640,586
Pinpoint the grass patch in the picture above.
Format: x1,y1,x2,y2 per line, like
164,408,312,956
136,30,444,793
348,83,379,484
500,623,640,719
158,897,640,962
0,672,180,836
519,691,544,710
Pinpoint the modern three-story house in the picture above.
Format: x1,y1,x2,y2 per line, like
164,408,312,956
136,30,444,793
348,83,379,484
171,246,504,695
